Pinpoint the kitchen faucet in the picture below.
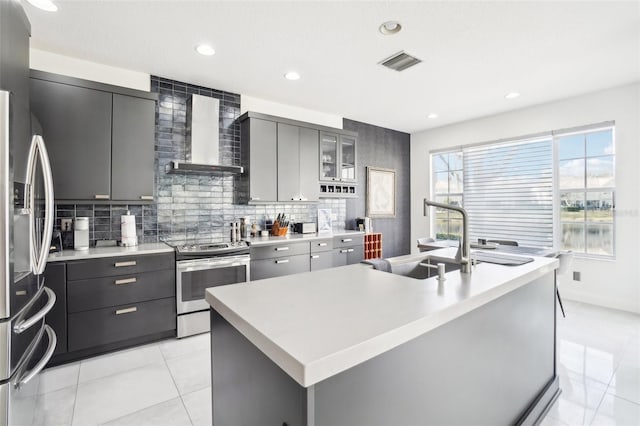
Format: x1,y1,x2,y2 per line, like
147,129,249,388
423,199,472,274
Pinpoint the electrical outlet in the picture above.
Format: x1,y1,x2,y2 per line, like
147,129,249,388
61,218,73,232
572,271,581,281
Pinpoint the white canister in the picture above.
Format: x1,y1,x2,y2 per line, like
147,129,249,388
74,217,90,251
121,211,138,247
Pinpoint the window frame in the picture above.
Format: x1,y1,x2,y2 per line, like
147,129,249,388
429,122,616,259
553,125,616,259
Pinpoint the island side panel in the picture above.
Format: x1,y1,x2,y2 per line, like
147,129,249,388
210,309,307,426
311,272,557,426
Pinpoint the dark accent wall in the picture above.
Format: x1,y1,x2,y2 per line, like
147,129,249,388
343,119,411,258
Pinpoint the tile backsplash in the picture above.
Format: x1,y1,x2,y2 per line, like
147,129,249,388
54,76,346,246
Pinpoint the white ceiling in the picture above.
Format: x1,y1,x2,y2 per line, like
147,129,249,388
23,0,640,133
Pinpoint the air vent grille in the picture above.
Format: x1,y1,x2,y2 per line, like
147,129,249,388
380,51,422,71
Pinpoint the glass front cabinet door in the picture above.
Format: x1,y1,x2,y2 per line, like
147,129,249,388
340,135,356,182
319,131,356,182
320,132,339,181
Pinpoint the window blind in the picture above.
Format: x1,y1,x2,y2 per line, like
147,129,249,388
463,138,553,248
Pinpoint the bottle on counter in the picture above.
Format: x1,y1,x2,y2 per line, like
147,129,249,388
240,218,247,239
235,221,241,242
230,222,237,243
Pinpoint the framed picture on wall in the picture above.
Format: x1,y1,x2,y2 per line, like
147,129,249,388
366,166,396,218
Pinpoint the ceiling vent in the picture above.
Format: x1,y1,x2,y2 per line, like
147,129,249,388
379,51,422,72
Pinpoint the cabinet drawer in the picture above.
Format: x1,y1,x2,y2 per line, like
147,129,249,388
333,234,364,248
67,269,175,313
310,238,333,253
250,254,309,281
310,252,333,271
333,245,365,267
68,297,175,352
250,242,309,261
67,252,175,281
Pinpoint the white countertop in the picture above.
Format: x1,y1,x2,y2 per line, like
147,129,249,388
245,230,364,246
47,242,173,262
206,247,558,387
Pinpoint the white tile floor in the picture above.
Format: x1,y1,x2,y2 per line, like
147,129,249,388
34,300,639,426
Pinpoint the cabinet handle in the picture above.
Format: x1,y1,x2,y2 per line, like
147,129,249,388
115,306,137,315
340,249,349,254
299,196,307,201
275,247,289,251
140,195,153,201
275,259,289,264
115,277,137,285
16,290,27,296
347,249,354,253
311,255,320,259
342,238,353,242
250,197,261,201
317,243,327,247
115,260,137,267
94,194,110,200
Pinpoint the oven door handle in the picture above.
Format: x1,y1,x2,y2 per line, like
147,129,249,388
178,259,249,272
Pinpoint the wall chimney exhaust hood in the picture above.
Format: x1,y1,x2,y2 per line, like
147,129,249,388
165,94,243,174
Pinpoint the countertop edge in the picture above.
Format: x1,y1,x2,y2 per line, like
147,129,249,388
47,243,174,262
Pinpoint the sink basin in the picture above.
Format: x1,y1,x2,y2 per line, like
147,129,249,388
390,255,461,280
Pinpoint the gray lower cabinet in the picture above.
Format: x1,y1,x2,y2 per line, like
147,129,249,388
111,94,155,202
30,77,112,200
241,118,277,202
333,234,365,266
54,252,176,362
68,298,175,352
310,251,333,271
44,262,67,356
251,254,310,281
251,242,310,261
337,245,365,265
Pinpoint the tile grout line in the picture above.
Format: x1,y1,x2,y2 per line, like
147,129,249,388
159,344,196,426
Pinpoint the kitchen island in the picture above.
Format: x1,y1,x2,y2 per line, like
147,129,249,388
205,247,560,425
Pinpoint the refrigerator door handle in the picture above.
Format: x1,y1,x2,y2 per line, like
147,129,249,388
14,325,56,389
13,286,56,334
0,90,10,319
25,135,55,275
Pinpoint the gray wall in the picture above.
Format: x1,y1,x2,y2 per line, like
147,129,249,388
343,119,411,257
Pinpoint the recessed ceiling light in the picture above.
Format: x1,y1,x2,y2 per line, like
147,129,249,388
427,113,438,119
195,44,215,56
505,92,521,99
379,21,402,35
284,72,301,81
26,0,58,12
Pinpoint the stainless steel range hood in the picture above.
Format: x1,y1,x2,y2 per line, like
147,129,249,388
166,94,243,175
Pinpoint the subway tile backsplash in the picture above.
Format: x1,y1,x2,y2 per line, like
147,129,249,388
54,76,346,246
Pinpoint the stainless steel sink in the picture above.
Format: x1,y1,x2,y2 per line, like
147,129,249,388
390,256,461,280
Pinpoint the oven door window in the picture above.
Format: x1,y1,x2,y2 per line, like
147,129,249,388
180,265,247,302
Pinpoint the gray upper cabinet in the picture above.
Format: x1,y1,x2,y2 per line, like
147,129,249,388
299,127,320,201
241,117,277,202
277,123,319,202
30,78,112,200
111,94,155,201
277,123,299,202
29,71,157,202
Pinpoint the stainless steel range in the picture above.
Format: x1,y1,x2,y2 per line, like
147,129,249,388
173,241,250,338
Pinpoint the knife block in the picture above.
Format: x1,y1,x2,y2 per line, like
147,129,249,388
271,221,289,236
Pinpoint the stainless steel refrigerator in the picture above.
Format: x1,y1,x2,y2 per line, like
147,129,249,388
0,1,57,425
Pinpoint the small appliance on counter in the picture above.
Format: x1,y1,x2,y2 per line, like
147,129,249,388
356,217,373,233
293,222,316,234
120,211,137,247
74,217,89,250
